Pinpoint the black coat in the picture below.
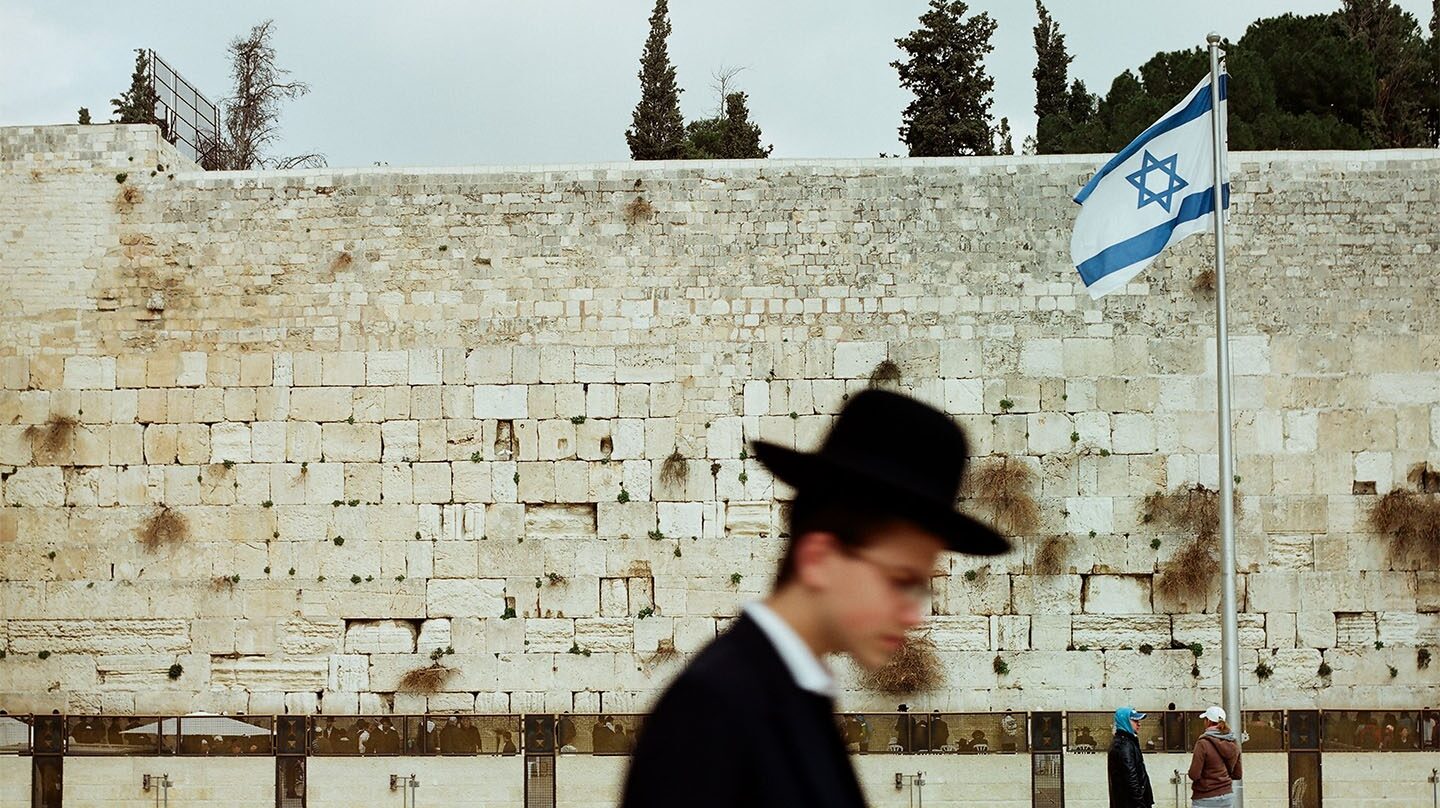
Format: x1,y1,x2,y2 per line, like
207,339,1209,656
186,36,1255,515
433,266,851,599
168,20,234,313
1107,731,1154,808
622,614,866,808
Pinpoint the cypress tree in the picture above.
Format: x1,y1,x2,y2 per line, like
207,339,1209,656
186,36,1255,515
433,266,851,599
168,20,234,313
626,0,686,160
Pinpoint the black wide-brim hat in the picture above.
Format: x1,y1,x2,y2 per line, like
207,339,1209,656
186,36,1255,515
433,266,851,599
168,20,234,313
751,388,1009,556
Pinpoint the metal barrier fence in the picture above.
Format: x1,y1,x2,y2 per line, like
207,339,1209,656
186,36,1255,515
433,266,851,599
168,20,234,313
2,708,1438,756
147,49,221,166
4,709,1437,808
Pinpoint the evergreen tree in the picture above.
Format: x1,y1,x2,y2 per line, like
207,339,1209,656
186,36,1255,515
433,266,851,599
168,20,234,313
683,92,772,159
1047,5,1432,154
1341,0,1430,147
892,0,998,156
77,107,92,125
111,49,161,126
995,117,1014,155
1427,0,1439,145
1032,1,1072,122
719,92,770,158
626,0,686,160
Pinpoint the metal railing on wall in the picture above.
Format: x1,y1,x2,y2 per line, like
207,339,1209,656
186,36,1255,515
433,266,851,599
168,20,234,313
146,49,221,167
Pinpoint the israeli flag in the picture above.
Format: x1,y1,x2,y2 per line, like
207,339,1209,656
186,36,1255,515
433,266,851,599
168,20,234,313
1071,72,1229,298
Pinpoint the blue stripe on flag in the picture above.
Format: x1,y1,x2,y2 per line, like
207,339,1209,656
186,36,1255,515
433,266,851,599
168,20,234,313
1073,75,1227,205
1076,184,1230,287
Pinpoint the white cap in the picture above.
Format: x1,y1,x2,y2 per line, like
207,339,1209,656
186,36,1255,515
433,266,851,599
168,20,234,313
1200,706,1227,724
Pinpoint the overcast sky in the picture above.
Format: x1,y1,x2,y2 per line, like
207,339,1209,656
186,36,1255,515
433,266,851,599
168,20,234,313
2,0,1433,167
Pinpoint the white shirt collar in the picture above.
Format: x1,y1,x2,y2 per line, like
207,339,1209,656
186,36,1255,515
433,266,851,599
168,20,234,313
742,601,836,699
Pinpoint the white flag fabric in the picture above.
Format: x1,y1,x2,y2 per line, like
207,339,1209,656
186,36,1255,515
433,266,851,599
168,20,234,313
1070,72,1229,299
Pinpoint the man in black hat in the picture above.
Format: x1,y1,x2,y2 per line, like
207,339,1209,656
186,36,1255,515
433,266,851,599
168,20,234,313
622,389,1008,808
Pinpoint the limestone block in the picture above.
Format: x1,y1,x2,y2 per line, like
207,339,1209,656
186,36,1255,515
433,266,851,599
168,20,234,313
612,419,645,459
1011,575,1082,614
8,618,189,654
408,349,441,386
210,422,251,463
290,388,352,422
417,618,451,652
249,421,286,463
474,385,528,419
1170,613,1267,650
833,342,886,378
1371,373,1440,406
1031,614,1072,650
992,615,1031,650
1296,611,1336,649
1335,613,1377,648
177,352,208,387
927,615,991,650
943,378,983,414
321,423,380,462
412,462,452,503
585,384,618,419
363,351,406,386
657,502,703,539
343,619,417,654
279,618,345,655
1020,338,1063,376
1266,612,1297,649
743,380,768,417
328,654,370,691
526,618,575,652
239,354,272,386
1377,612,1418,646
63,356,115,389
1070,615,1170,649
1065,497,1114,534
4,466,63,505
212,657,327,690
937,569,1010,616
428,578,507,617
1062,339,1116,377
1081,575,1152,614
1025,411,1071,458
574,617,632,653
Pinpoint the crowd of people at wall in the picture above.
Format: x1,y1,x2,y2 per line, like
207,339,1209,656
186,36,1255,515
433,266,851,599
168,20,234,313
839,706,1023,754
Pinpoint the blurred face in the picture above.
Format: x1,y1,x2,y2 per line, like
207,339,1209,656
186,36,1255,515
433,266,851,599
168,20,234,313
795,521,944,671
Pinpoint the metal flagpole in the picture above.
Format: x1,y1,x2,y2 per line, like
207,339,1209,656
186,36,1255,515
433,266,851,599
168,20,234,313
1207,32,1243,808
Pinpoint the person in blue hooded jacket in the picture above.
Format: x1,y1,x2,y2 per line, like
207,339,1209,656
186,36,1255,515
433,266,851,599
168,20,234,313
1107,706,1155,808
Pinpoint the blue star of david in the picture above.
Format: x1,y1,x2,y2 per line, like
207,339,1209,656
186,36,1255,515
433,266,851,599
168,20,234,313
1125,150,1188,213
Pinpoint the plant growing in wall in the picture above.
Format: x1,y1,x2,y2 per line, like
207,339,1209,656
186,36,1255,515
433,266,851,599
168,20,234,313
1419,648,1432,669
168,663,184,680
646,637,680,667
1367,463,1440,564
399,663,455,694
1033,535,1071,575
624,196,655,224
965,456,1040,538
138,506,188,552
1147,483,1243,599
861,632,941,695
992,655,1009,676
868,360,902,388
660,450,688,489
1255,660,1273,681
24,414,79,463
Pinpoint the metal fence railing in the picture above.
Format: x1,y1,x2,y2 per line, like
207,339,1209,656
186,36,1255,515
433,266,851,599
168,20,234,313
1,709,1437,758
148,49,221,167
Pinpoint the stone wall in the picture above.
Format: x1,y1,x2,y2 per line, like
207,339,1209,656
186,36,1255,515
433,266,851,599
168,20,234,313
61,757,273,807
1,123,1439,717
307,757,523,808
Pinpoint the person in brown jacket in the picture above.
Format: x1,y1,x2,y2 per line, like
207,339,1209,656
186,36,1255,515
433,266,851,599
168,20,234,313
1188,706,1242,807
